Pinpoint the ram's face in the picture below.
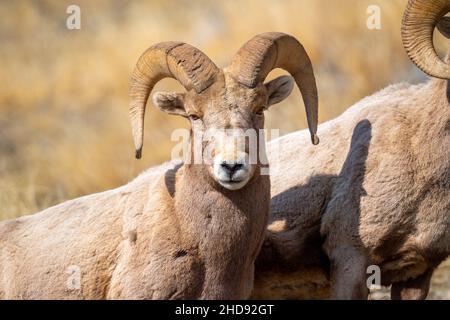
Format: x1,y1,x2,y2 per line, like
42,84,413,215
187,74,265,190
153,72,294,190
129,34,320,182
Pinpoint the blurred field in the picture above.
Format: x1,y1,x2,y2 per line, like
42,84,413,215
0,0,448,298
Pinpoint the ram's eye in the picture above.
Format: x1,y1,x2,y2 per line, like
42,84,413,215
189,114,200,121
255,109,265,116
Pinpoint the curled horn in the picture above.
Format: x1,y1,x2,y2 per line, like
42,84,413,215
228,32,319,145
130,42,219,158
402,0,450,79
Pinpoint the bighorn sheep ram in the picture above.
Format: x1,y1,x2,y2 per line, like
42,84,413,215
252,0,450,300
0,33,319,299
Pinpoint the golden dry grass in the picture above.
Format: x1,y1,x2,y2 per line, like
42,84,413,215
0,0,448,298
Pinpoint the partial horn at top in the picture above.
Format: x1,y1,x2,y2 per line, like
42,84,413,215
228,32,319,145
402,0,450,79
129,42,219,158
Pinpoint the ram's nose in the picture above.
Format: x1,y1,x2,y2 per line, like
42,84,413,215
213,150,254,191
220,162,244,176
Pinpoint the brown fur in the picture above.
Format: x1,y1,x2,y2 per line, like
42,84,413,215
0,71,282,299
0,33,316,299
5,76,446,300
252,3,450,300
252,78,450,300
4,77,446,300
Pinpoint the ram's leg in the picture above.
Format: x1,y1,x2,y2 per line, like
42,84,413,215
329,246,369,300
391,268,434,300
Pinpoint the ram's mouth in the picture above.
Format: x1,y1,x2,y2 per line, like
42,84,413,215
219,179,242,184
217,178,249,190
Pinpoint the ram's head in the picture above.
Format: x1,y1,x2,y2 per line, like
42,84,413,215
129,32,319,190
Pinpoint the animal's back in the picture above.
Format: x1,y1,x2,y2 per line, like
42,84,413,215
321,78,450,284
0,160,177,299
0,187,130,298
254,79,450,297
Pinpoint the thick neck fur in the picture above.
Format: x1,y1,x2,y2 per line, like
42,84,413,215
173,163,270,298
412,78,450,198
413,77,450,159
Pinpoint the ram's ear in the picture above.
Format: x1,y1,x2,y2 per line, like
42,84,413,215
437,17,450,39
264,75,295,107
152,92,187,117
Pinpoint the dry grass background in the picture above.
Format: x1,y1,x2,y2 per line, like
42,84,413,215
0,0,448,298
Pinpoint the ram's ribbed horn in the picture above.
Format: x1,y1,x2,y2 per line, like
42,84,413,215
228,32,319,145
130,42,219,158
402,0,450,79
